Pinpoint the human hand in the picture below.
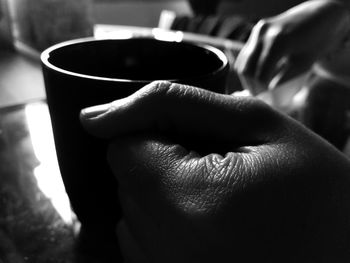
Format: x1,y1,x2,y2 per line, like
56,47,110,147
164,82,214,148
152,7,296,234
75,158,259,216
80,81,350,262
234,0,350,95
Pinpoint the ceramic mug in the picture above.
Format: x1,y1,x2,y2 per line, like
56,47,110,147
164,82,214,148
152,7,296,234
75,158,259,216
41,36,229,258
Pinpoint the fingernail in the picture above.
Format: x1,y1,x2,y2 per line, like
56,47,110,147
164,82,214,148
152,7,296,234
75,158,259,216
81,103,111,119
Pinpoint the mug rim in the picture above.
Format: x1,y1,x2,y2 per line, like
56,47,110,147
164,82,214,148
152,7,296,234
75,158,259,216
40,36,229,83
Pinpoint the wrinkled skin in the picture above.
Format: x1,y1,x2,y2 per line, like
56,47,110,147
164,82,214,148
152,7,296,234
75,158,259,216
80,81,350,263
234,0,350,94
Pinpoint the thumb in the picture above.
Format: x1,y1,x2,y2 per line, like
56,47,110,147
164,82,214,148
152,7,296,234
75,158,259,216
80,81,284,146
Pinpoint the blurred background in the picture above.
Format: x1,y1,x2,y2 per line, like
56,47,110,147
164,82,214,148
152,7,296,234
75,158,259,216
0,0,193,108
1,0,192,53
1,0,350,152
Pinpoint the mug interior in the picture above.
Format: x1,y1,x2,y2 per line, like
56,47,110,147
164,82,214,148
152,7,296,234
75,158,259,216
42,38,227,82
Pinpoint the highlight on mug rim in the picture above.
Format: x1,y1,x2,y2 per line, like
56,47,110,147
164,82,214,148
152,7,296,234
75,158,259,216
40,36,229,83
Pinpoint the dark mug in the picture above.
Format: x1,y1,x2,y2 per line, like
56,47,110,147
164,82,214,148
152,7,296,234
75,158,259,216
41,37,228,256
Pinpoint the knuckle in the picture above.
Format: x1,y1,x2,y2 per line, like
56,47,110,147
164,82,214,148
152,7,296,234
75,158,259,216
144,81,201,103
175,154,244,218
254,19,269,33
204,153,246,193
133,81,175,109
165,82,199,99
173,162,218,217
255,19,285,45
253,19,273,40
164,82,214,108
142,80,173,98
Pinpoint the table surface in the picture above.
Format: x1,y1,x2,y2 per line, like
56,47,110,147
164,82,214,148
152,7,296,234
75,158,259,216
0,101,123,262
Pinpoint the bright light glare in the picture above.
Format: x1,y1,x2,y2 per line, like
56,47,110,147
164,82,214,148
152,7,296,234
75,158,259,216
25,103,74,225
94,25,134,40
152,28,183,42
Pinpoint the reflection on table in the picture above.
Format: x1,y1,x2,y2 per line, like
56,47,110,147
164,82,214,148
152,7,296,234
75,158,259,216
0,101,119,262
